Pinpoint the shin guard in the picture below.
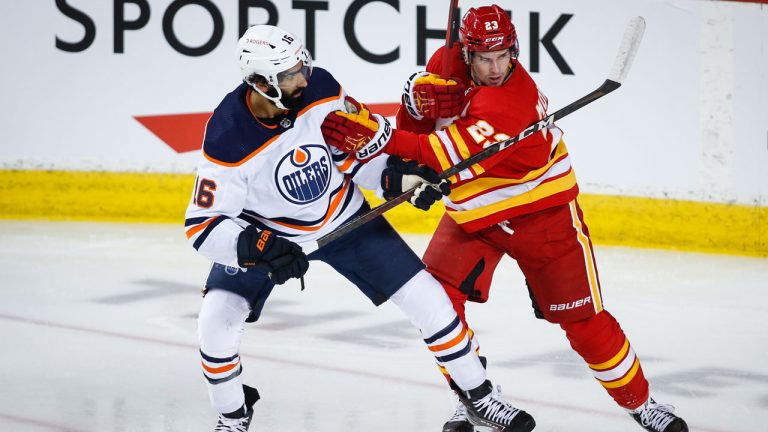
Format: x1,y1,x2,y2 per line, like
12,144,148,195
198,289,251,414
390,270,486,391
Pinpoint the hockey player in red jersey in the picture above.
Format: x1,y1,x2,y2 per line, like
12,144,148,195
186,24,536,432
321,5,689,432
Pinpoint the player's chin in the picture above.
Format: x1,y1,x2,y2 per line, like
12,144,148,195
282,92,304,109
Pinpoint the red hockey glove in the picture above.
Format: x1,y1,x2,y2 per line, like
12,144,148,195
341,95,364,114
321,104,392,161
402,72,466,121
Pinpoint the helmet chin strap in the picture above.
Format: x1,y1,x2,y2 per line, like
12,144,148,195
501,60,516,84
250,83,288,111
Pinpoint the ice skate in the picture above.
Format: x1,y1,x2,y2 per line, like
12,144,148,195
442,402,474,432
214,384,260,432
455,380,535,432
629,398,688,432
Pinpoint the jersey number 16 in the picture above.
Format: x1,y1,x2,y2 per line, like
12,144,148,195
193,177,217,208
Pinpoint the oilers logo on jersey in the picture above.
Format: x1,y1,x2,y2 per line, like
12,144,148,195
275,144,331,205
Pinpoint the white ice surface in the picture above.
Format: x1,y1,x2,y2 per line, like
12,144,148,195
0,221,766,432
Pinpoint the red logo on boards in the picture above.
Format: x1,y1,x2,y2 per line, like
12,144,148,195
135,103,400,153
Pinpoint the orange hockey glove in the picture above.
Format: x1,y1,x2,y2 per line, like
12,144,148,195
402,72,466,121
321,101,392,162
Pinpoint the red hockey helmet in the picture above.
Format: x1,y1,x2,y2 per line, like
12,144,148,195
459,5,519,62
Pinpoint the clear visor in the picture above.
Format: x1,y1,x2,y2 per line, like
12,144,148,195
276,49,313,87
277,64,312,87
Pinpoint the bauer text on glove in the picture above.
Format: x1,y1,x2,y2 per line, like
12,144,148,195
321,106,392,161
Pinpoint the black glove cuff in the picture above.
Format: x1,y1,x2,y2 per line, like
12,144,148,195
237,225,273,268
382,156,445,200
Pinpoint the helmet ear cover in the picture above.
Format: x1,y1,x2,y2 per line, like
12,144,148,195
245,73,281,99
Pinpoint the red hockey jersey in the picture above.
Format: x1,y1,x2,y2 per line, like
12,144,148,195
389,45,579,232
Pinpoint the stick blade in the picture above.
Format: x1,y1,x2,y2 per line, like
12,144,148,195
609,16,646,84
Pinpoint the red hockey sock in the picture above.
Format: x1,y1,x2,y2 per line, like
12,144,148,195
560,310,649,410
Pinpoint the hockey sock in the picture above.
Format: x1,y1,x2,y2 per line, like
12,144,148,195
560,310,649,410
437,329,480,383
390,270,486,391
198,289,251,414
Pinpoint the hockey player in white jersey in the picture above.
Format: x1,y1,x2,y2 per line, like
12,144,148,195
184,25,534,432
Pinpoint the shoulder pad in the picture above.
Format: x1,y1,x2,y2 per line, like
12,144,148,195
202,83,280,165
294,67,342,109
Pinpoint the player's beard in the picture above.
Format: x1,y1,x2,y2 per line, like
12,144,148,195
280,88,304,110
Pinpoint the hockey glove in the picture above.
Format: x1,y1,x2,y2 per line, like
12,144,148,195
342,95,363,114
321,104,392,162
402,72,466,121
236,226,309,285
382,156,451,211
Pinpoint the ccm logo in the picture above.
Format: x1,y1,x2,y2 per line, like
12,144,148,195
550,296,592,311
500,116,555,151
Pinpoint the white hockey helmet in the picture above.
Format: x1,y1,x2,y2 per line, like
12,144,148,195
237,25,313,110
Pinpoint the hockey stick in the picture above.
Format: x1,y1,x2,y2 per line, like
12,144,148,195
442,0,460,77
308,16,646,252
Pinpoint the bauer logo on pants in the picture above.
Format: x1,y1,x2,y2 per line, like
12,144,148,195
275,144,331,205
550,295,592,311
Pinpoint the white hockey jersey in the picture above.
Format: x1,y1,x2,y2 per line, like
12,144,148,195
184,68,386,268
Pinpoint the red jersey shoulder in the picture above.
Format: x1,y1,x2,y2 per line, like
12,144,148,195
506,62,542,104
426,45,471,86
425,46,445,73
